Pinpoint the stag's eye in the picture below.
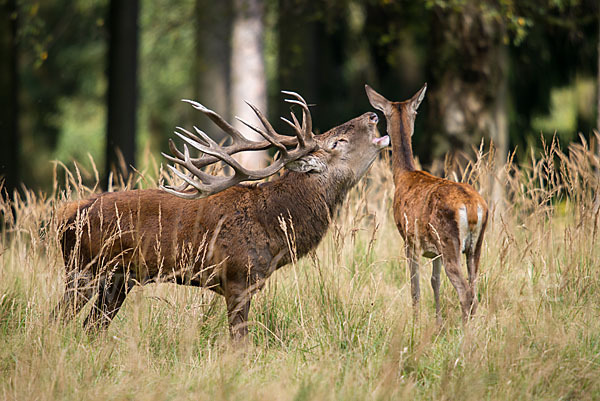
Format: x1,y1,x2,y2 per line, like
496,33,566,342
369,113,379,123
331,138,348,149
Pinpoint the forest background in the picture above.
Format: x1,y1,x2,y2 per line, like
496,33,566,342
0,0,598,193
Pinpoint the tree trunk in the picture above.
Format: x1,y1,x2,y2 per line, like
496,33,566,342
491,43,509,209
230,0,267,169
105,0,139,186
595,6,600,213
594,7,600,212
0,0,19,196
194,0,231,140
426,2,508,207
277,0,318,125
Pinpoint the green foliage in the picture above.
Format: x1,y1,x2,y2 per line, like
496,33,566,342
137,0,196,155
9,0,599,189
16,0,108,188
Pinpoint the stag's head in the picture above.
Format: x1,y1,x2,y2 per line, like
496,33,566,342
161,91,389,199
287,112,389,184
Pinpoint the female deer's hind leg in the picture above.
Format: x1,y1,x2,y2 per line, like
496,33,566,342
465,242,483,317
441,241,473,323
431,257,442,324
406,245,420,315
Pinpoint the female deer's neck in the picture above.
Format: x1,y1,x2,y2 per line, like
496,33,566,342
390,113,416,176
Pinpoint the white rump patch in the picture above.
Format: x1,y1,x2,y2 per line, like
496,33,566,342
473,205,484,246
458,205,469,253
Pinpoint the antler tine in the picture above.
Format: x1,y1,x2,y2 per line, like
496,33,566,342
286,99,309,134
282,90,313,141
164,139,199,192
176,126,209,146
182,99,249,144
235,115,288,155
244,100,294,143
280,114,306,148
281,90,307,104
165,144,223,185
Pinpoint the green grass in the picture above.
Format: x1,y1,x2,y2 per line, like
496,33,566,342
1,140,600,400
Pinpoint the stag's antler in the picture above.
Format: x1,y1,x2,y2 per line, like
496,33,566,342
161,91,317,199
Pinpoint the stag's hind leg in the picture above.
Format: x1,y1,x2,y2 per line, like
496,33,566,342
83,271,131,331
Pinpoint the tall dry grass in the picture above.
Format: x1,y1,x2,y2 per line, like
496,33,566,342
1,136,599,400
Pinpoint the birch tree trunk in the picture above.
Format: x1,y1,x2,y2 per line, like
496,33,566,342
231,0,267,169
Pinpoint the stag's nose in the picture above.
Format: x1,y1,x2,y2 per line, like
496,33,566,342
368,112,378,124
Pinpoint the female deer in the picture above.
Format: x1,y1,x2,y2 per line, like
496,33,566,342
365,84,488,323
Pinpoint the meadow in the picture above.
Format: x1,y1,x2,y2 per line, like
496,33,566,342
1,137,599,400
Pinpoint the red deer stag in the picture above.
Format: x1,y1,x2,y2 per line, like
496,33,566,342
54,91,390,338
365,84,488,323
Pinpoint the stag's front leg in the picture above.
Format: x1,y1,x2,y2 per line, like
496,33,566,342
84,270,131,332
224,281,252,340
52,270,95,322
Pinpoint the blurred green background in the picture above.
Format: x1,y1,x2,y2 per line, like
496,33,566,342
0,0,598,193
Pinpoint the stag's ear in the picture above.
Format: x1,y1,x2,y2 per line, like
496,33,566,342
286,155,325,173
409,83,427,113
365,84,392,116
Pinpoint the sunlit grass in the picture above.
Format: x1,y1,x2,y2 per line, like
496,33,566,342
1,137,599,400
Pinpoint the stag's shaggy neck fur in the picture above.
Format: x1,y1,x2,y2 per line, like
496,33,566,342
258,169,354,262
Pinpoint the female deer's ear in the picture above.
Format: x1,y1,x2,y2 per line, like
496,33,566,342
286,155,325,173
365,84,392,116
410,83,427,113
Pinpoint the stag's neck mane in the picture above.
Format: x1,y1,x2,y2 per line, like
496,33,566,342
260,169,353,258
389,111,416,177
